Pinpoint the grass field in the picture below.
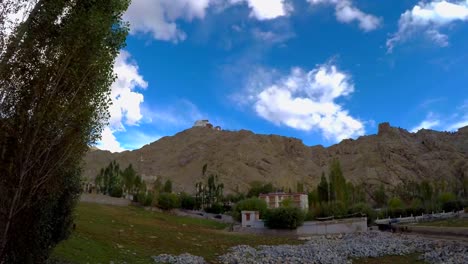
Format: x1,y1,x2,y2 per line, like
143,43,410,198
52,203,299,263
416,218,468,228
52,202,430,264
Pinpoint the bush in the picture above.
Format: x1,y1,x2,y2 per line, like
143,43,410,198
441,200,463,212
330,201,347,218
348,202,376,224
180,193,196,210
110,186,123,198
158,193,180,210
205,203,224,214
264,207,305,230
232,198,268,222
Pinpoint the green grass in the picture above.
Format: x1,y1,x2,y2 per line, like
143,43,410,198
354,254,425,264
416,218,468,228
52,203,298,263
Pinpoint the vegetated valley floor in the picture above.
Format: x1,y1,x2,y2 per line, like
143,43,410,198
52,203,298,263
52,203,427,264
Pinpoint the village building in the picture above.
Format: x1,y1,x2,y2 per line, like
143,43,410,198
193,120,222,130
259,192,309,210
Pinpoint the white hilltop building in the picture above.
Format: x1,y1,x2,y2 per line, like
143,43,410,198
193,120,221,130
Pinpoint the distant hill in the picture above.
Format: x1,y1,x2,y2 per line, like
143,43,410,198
82,122,468,195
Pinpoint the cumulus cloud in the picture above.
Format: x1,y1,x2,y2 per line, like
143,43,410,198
387,0,468,52
124,0,291,42
242,64,365,142
124,0,212,42
98,51,148,152
308,0,381,31
230,0,292,20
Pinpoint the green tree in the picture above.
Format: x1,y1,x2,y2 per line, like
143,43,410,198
232,198,268,221
163,179,172,193
328,159,347,203
247,181,274,198
0,0,130,261
373,184,387,208
121,164,137,196
317,172,329,203
264,207,305,230
157,193,180,210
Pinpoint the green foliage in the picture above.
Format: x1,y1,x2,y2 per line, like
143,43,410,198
180,193,196,210
0,0,130,261
438,192,456,204
195,171,224,210
232,198,268,222
317,172,329,203
388,197,404,210
264,207,305,230
163,179,172,193
157,193,180,210
224,193,246,203
330,201,348,217
109,185,123,198
329,159,347,203
247,181,274,198
205,203,225,214
308,190,319,209
373,184,387,208
280,198,294,208
296,182,304,193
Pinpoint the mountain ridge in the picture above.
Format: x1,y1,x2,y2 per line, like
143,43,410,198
83,122,468,195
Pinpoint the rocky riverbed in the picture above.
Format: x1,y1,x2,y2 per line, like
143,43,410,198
152,231,468,264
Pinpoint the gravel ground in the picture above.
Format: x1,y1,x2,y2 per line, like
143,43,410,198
152,231,468,264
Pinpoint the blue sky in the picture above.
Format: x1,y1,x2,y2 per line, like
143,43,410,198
98,0,468,152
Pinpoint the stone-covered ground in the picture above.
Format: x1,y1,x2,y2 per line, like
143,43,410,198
153,231,468,264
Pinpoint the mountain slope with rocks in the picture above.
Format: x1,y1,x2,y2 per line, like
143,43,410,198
82,123,468,194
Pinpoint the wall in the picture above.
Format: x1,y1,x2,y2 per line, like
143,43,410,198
237,217,367,236
297,218,367,235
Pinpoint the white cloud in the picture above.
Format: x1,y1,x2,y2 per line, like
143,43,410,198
230,0,292,20
98,51,148,153
98,127,127,153
241,64,365,142
142,99,204,128
308,0,381,31
109,51,148,130
387,0,468,52
411,113,441,132
124,0,291,42
124,0,212,42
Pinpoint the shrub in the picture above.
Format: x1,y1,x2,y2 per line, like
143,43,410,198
348,202,376,224
158,193,180,210
110,186,123,198
232,198,268,222
180,193,196,210
205,203,224,214
330,201,347,218
264,207,305,230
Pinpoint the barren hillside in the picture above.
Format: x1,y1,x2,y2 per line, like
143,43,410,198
82,123,468,194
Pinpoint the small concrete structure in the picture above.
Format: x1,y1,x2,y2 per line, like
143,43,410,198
241,211,263,228
259,193,309,210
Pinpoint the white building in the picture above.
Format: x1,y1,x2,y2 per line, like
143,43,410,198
259,192,309,210
241,211,264,228
193,120,210,127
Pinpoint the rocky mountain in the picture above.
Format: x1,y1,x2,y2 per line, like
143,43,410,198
82,122,468,194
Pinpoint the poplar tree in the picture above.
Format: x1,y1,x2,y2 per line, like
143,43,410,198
0,0,130,262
